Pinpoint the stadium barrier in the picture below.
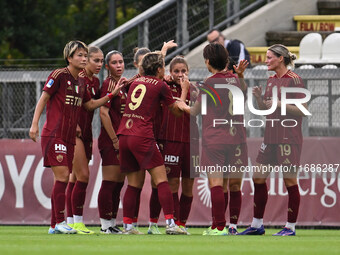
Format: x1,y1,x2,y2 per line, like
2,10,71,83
0,137,339,226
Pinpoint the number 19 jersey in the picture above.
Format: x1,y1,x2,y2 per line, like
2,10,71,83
117,76,175,139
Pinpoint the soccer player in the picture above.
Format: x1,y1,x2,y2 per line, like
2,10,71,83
65,46,104,234
238,44,307,236
97,50,128,234
222,57,249,235
29,40,123,234
117,51,187,235
178,43,247,235
147,56,198,235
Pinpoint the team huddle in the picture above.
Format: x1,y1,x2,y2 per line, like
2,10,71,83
29,39,307,236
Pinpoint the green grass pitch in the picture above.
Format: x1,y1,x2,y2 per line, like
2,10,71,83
0,226,339,255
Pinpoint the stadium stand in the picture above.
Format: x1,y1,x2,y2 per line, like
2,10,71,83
321,33,340,62
295,33,322,63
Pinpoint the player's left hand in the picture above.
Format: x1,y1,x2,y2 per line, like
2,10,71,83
111,77,126,96
234,59,249,76
179,74,190,91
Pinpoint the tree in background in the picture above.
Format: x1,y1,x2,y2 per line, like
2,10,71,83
0,0,160,63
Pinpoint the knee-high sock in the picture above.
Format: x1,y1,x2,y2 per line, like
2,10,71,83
229,191,241,224
210,186,226,231
254,183,268,219
287,185,300,223
224,192,228,214
179,194,193,226
133,188,142,223
53,181,68,223
72,181,88,216
123,185,141,224
112,182,124,218
173,192,180,222
157,182,174,219
149,188,161,223
66,182,75,218
98,180,115,220
51,192,56,228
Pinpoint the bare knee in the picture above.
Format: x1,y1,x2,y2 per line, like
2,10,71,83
168,178,180,193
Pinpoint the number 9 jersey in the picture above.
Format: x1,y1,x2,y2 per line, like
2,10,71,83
117,76,175,139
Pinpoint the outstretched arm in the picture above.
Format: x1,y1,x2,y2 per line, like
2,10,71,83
83,78,126,111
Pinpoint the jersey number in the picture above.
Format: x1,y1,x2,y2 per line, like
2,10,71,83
128,84,146,110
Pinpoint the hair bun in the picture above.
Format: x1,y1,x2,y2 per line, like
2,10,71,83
289,52,297,61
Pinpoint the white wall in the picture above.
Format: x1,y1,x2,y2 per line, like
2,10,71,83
186,0,318,68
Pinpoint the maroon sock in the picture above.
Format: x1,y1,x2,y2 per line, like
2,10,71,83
51,193,56,228
287,185,300,223
112,182,124,218
66,182,75,218
98,180,115,219
210,186,226,230
172,192,180,221
53,181,68,223
229,191,241,224
254,183,268,219
179,194,193,225
157,181,174,219
149,188,161,222
133,188,142,222
224,192,229,214
123,185,140,224
72,181,88,216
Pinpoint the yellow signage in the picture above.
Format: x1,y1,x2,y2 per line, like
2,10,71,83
294,15,340,31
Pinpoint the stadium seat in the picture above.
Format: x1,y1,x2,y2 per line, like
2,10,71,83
322,64,338,69
298,64,315,69
332,97,340,127
308,96,329,127
296,33,322,63
321,33,340,62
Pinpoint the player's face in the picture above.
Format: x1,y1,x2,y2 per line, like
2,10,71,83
265,50,282,71
87,51,104,75
107,54,124,78
69,48,88,70
170,63,188,84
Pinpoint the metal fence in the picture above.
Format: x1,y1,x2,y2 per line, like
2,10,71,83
90,0,271,67
0,67,339,139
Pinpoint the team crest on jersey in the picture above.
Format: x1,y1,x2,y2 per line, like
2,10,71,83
67,81,71,86
91,88,95,95
46,79,54,88
56,154,63,162
166,167,171,174
75,85,79,94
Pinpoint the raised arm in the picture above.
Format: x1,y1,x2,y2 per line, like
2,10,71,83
252,86,267,110
160,40,178,57
83,78,125,111
234,59,249,91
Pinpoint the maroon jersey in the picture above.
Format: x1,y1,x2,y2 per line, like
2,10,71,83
98,76,127,149
158,82,198,143
263,70,305,145
118,76,175,139
41,68,91,144
77,70,100,141
199,72,246,145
